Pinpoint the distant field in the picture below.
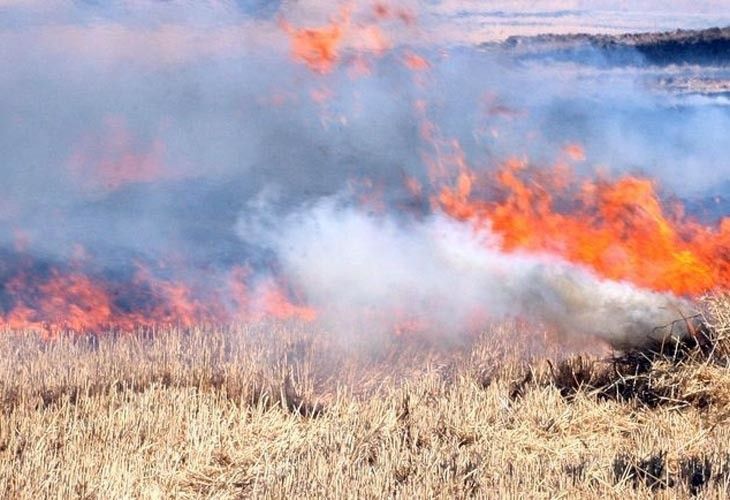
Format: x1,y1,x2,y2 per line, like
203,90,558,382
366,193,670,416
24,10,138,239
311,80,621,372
0,295,728,498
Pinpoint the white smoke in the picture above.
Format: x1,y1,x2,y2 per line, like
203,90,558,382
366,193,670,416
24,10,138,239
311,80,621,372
238,199,693,349
0,0,723,342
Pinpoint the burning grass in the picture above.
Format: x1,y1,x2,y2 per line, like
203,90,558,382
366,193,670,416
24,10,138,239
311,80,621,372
1,295,729,497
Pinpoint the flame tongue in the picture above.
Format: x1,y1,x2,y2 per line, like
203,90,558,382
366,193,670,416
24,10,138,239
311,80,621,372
435,160,730,297
281,12,349,74
0,263,316,336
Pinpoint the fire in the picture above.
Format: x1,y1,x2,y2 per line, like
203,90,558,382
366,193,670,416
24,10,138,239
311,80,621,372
258,281,318,322
131,266,209,328
2,3,727,342
0,262,317,335
281,5,394,75
1,270,117,335
280,9,351,74
228,268,317,322
435,158,730,296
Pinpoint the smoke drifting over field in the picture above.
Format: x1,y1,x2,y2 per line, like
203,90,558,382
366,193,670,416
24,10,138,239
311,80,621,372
0,1,728,347
241,203,691,348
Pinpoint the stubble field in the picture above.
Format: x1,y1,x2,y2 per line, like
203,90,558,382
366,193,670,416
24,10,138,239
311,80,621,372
1,295,729,498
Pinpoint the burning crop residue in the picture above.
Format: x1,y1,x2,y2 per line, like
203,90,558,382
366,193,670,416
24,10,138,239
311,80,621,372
434,159,730,296
0,260,316,337
0,2,728,348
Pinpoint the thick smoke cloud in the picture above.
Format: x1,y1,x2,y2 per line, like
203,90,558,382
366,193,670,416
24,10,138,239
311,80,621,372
239,200,691,348
0,1,726,345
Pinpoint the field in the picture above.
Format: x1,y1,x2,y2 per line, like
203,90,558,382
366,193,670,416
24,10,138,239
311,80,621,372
0,295,729,498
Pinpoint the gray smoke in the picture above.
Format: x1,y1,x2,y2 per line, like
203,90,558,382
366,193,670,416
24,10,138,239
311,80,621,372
239,198,693,349
0,1,726,347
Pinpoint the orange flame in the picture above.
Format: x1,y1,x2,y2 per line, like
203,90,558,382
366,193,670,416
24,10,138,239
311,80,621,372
281,6,392,75
2,270,117,335
228,267,317,323
259,282,318,322
0,262,317,335
281,9,351,74
435,157,730,296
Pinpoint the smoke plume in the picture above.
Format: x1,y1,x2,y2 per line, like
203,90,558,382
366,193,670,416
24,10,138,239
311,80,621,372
0,1,727,348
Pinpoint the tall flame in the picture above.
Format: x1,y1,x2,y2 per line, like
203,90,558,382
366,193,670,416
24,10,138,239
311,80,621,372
435,157,730,296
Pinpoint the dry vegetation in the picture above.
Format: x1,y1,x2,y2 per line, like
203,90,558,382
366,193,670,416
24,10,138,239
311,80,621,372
1,295,730,498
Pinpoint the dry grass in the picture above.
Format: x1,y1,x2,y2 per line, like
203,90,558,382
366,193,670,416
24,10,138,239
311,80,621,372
1,295,730,498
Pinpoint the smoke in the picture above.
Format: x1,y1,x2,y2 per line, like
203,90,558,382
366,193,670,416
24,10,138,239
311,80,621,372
0,1,727,346
239,197,692,349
